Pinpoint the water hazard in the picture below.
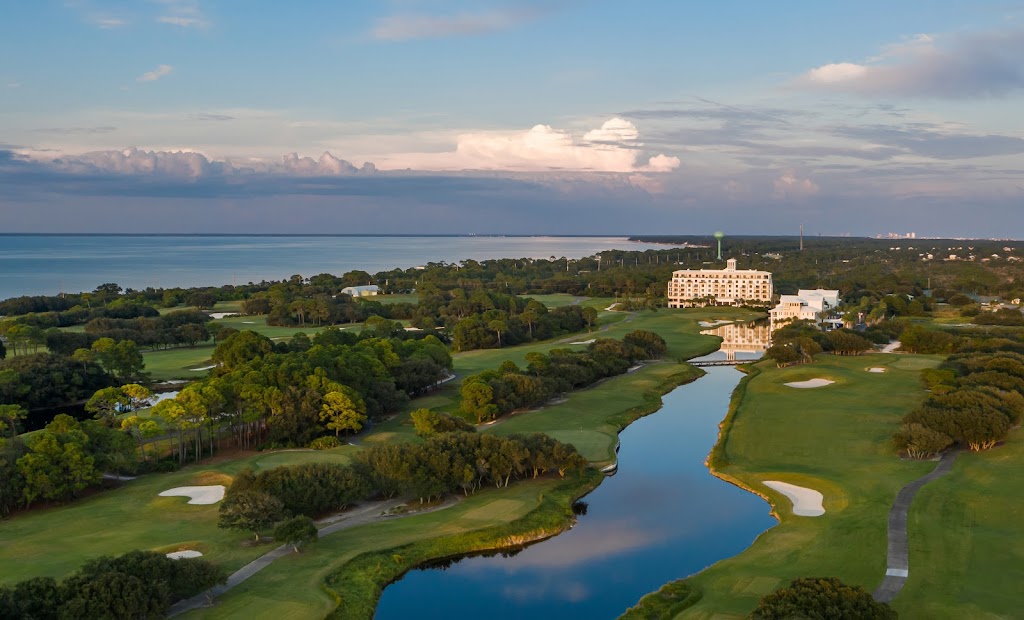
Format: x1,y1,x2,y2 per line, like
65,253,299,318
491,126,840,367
374,322,776,619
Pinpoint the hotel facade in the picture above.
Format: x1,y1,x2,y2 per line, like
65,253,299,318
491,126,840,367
769,289,843,331
667,259,773,308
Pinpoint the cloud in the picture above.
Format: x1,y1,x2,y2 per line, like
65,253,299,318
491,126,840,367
371,5,546,41
831,124,1024,160
376,118,678,173
798,28,1024,98
773,171,819,199
158,16,203,27
187,113,235,121
137,65,174,82
88,16,127,29
34,126,117,135
156,0,209,28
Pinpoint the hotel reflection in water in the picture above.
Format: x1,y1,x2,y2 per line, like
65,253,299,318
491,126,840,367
700,322,772,362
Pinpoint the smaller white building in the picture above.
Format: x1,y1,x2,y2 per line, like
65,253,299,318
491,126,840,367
770,289,842,331
340,285,380,297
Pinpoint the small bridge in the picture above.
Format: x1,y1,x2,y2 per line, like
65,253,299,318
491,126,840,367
690,359,745,367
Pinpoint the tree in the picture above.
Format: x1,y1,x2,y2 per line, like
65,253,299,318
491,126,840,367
0,404,27,438
460,381,498,424
752,577,897,620
17,421,101,505
218,491,285,541
120,383,154,412
212,331,274,371
582,306,599,330
273,515,319,552
85,386,129,425
319,388,368,437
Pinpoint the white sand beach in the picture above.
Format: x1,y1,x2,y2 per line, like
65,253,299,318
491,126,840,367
158,485,226,505
784,378,835,389
763,480,825,516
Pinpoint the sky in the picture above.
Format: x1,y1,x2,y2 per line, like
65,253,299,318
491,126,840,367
1,0,1023,237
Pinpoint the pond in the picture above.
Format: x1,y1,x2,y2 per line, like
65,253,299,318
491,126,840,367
374,322,775,619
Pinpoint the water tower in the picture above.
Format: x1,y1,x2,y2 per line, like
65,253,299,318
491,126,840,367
713,231,725,260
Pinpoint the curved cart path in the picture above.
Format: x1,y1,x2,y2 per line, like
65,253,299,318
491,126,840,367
168,497,457,617
873,449,960,603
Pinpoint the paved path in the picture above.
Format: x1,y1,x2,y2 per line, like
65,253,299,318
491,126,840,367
167,497,456,617
873,449,960,603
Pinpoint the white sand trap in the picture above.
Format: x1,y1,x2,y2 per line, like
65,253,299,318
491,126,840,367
868,367,888,373
785,378,835,389
158,485,225,505
880,340,901,353
568,339,596,345
208,312,238,320
166,550,203,559
242,321,256,324
604,304,621,311
191,365,216,372
698,320,732,327
763,480,825,516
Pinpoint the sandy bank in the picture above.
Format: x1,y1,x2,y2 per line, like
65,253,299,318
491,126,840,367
763,480,825,516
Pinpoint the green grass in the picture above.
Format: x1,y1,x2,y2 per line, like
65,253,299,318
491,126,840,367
895,435,1024,619
0,446,358,585
182,474,599,620
671,353,942,618
143,345,217,380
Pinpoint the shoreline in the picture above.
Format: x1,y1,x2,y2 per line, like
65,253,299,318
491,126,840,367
325,361,711,619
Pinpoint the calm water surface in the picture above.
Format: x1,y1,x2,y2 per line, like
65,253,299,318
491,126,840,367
374,343,775,619
0,235,663,300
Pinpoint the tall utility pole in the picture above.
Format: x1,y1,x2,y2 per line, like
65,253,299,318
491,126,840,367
800,224,804,251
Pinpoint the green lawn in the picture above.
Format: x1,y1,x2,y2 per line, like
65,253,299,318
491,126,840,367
181,478,564,620
671,353,943,618
0,446,357,585
896,434,1024,619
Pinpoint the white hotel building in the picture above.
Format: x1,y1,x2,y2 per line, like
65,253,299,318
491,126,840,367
667,259,774,308
769,289,843,330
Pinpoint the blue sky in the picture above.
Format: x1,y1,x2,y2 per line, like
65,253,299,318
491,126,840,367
1,1,1023,236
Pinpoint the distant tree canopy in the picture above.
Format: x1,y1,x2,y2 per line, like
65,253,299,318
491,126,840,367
751,577,897,620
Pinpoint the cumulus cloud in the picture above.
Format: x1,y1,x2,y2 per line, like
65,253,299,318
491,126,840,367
378,118,678,173
137,65,174,82
53,147,223,178
372,5,546,41
798,28,1024,98
773,171,819,199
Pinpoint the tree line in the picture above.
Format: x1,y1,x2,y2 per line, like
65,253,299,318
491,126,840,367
217,430,589,542
894,348,1024,457
459,330,668,424
0,550,225,620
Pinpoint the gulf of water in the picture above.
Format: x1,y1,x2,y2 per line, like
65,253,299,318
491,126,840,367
374,346,776,619
0,235,665,301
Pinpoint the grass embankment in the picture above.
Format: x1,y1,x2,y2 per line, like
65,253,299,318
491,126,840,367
635,353,941,619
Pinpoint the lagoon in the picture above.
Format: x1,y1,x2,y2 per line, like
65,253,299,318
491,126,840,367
374,341,776,619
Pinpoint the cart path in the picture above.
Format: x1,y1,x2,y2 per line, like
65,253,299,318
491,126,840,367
873,449,960,603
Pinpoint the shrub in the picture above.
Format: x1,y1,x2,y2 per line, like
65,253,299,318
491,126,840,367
309,436,342,450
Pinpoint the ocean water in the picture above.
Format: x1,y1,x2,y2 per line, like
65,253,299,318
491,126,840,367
0,235,664,300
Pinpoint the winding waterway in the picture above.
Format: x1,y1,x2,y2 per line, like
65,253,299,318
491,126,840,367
374,325,776,619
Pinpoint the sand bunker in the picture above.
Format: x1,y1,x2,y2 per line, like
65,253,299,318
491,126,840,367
763,480,825,516
158,485,225,505
242,321,255,324
880,340,901,353
867,367,887,373
191,365,216,372
698,320,732,327
207,312,238,320
784,378,835,389
604,304,621,311
166,550,204,559
568,339,596,345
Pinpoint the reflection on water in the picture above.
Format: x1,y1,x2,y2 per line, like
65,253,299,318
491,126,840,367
699,320,771,362
373,341,776,619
